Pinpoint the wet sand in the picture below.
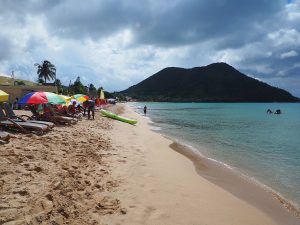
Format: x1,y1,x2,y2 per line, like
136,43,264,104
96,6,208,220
170,142,300,225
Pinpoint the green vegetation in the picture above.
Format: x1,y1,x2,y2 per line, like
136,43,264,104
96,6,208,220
68,76,88,95
121,63,298,102
109,92,127,101
35,60,56,84
0,76,38,86
14,80,25,86
59,76,118,99
54,79,66,94
88,84,97,97
0,59,123,100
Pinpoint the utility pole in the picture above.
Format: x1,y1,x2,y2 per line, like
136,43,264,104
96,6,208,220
11,71,15,86
68,79,72,95
54,71,57,93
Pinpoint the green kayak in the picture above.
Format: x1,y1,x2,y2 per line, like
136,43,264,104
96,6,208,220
100,109,138,125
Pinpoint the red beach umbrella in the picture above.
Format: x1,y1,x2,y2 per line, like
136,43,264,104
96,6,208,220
18,92,66,104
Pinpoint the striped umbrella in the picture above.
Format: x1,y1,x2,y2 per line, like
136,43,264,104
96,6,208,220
72,94,89,103
59,95,72,101
18,91,66,104
59,95,72,105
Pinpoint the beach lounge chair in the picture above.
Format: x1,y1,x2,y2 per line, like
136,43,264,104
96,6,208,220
2,102,55,128
47,105,77,125
0,130,10,142
23,104,74,126
65,104,83,120
0,106,50,135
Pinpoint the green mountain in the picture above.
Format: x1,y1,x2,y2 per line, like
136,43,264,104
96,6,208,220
122,63,298,102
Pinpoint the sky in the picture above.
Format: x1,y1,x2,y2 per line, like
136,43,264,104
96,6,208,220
0,0,300,97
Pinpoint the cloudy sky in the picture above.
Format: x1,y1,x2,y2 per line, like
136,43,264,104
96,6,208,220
1,0,300,96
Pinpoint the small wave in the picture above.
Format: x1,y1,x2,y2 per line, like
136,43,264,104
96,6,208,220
144,115,154,123
150,107,224,111
150,126,162,131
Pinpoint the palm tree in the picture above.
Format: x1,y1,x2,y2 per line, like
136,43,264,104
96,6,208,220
35,60,56,84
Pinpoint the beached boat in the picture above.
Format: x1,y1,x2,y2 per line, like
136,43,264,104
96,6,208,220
100,109,137,125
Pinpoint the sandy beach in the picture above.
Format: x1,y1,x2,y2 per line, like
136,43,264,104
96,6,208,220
1,104,299,225
0,109,120,224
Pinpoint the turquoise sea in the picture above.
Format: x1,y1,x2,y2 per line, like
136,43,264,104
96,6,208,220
129,102,300,208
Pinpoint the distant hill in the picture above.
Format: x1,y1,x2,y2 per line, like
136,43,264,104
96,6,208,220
121,63,298,102
0,75,37,86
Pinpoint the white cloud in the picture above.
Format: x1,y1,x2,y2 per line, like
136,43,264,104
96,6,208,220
0,72,11,78
210,50,240,64
280,50,298,58
267,29,300,46
286,0,300,21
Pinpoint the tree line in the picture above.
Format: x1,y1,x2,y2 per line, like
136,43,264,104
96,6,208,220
36,60,126,100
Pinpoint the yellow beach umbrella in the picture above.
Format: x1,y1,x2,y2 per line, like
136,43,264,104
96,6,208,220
100,89,105,99
59,94,72,106
59,95,72,101
0,90,9,102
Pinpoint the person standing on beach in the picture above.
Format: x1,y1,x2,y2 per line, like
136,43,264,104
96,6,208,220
83,100,88,116
87,100,95,120
14,98,19,110
144,105,147,115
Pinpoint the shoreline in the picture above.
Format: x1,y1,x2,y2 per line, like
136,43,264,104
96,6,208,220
102,103,300,225
133,104,300,223
141,104,300,216
169,141,300,223
133,104,300,217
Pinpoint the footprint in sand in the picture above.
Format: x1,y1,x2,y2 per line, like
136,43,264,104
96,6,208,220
0,208,23,224
13,190,29,196
33,166,43,173
117,159,127,163
143,206,165,220
25,155,34,159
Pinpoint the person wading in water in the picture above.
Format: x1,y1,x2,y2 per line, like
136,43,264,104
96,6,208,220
143,105,147,115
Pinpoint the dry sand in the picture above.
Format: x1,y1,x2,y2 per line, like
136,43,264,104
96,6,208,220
0,110,121,224
0,104,299,225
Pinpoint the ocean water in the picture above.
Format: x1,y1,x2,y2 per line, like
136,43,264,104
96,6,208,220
129,102,300,207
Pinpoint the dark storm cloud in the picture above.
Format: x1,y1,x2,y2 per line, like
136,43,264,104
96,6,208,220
1,0,299,96
237,39,300,79
44,0,147,40
0,0,287,50
0,0,290,52
0,0,59,24
0,35,14,61
134,0,284,47
235,40,300,96
40,0,283,48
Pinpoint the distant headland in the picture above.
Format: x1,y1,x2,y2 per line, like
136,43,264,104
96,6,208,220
121,63,299,102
